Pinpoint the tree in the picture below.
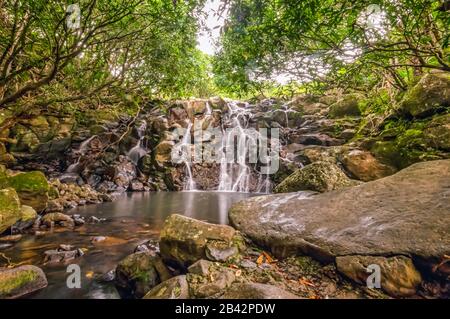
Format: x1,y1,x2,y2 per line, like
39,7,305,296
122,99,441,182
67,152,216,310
0,0,207,136
214,0,449,95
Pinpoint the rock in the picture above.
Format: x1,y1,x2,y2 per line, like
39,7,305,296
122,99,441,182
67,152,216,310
115,252,172,298
274,161,359,193
41,213,75,228
45,199,64,213
336,255,422,297
0,265,48,299
0,234,22,243
6,171,49,211
399,72,450,117
291,133,343,146
44,247,84,264
154,140,175,165
188,260,214,276
143,275,190,299
0,188,22,234
329,94,361,118
229,160,450,262
13,205,38,231
205,241,239,262
423,113,450,151
221,283,299,299
159,214,240,268
188,266,236,298
130,181,144,192
339,149,397,181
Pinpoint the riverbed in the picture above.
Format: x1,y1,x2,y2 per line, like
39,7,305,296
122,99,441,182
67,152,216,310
1,191,255,299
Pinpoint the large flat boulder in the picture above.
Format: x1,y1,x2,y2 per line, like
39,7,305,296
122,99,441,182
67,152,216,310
229,160,450,263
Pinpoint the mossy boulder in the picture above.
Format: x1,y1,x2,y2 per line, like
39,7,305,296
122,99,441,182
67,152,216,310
423,113,450,151
0,188,21,234
115,251,172,299
159,214,240,268
274,161,360,193
7,171,49,212
0,265,47,299
328,94,361,118
399,72,450,117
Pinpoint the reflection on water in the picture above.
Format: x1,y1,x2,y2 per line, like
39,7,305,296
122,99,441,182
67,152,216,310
1,191,254,299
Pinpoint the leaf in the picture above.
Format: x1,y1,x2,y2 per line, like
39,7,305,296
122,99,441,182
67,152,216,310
262,251,274,263
299,277,316,287
256,254,264,265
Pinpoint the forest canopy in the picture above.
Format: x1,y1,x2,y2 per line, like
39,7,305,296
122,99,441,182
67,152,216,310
213,0,449,96
0,0,449,133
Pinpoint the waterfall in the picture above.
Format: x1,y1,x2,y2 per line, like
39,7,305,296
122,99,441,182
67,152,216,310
127,121,147,165
66,135,97,173
218,101,272,193
180,121,196,191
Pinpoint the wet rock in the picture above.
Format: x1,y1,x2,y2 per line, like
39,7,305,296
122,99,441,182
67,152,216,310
336,255,422,297
0,265,48,299
399,72,450,117
130,181,144,192
0,188,21,234
87,216,106,224
220,283,299,299
0,234,22,243
154,140,175,165
44,245,84,264
13,205,37,232
115,252,172,298
143,275,190,299
230,160,450,262
274,161,359,193
41,213,75,229
159,214,239,268
339,149,397,181
90,236,127,246
58,173,82,185
134,239,160,254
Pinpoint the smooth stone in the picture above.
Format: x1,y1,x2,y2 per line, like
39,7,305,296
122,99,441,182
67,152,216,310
230,160,450,262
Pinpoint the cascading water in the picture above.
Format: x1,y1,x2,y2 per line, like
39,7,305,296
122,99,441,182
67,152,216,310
127,121,148,165
218,101,273,193
180,120,196,191
66,135,97,173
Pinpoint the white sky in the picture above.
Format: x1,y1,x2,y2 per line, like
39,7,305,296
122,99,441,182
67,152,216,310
197,0,226,55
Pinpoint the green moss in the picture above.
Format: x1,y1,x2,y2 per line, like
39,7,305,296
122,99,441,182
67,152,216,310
0,269,38,295
8,171,49,194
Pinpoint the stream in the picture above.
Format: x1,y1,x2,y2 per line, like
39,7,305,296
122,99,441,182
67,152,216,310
2,191,255,299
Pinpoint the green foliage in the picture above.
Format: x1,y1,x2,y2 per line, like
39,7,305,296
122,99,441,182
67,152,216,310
214,0,449,95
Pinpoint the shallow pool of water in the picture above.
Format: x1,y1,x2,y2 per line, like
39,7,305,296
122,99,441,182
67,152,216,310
1,191,255,299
